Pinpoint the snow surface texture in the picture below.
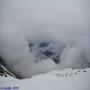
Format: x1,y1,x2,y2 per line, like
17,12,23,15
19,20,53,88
0,68,90,90
0,0,90,78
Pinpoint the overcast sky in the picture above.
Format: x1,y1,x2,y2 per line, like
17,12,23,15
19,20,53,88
0,0,90,78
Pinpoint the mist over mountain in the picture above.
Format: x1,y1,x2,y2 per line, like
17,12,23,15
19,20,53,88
0,0,90,78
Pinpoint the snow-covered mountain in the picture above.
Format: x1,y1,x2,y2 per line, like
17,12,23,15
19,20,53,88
0,0,90,80
0,68,90,90
0,39,90,79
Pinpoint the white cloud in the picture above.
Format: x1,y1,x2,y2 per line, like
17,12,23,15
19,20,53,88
0,0,89,78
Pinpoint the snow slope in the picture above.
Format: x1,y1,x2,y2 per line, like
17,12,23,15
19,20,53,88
1,0,90,79
0,68,90,90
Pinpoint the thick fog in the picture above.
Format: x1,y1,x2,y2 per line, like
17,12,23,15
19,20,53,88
0,0,90,78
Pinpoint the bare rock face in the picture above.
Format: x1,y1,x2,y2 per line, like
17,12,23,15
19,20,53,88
0,57,16,78
28,40,66,64
0,57,4,65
